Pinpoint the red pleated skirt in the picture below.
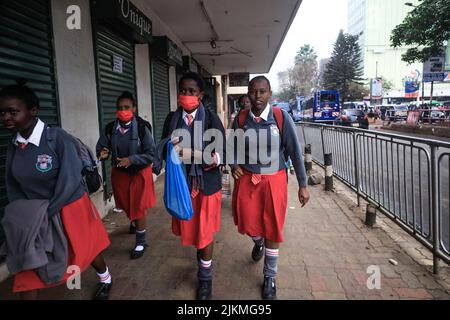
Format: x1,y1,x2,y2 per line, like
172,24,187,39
13,193,110,293
111,166,156,221
232,169,288,243
172,191,222,250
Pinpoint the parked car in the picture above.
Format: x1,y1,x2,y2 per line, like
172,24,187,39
337,109,369,129
386,105,409,122
442,102,450,119
420,105,446,123
343,101,366,111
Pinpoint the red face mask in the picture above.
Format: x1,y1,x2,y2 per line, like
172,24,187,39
116,110,134,122
178,95,200,112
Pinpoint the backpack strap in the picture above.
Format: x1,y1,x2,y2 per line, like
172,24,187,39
47,126,82,159
205,108,213,130
46,126,59,157
238,109,250,129
136,117,153,141
137,120,145,142
105,121,115,142
237,107,284,134
272,107,284,135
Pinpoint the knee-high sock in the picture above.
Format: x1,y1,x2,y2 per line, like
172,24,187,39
198,259,213,282
263,248,279,278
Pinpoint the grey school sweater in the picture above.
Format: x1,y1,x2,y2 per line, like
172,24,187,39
5,126,86,218
96,117,156,174
230,107,308,188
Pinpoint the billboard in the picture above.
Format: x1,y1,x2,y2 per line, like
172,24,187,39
370,78,383,99
423,52,446,82
405,81,420,98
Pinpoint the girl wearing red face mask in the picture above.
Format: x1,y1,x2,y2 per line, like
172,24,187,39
160,73,226,300
96,91,156,260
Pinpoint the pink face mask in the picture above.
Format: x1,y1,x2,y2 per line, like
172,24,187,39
178,95,200,112
116,110,134,122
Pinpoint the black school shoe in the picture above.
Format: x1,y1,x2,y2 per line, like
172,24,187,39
262,276,277,300
93,281,113,300
130,244,148,260
197,280,212,300
252,243,265,262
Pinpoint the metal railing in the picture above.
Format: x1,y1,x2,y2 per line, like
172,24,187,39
297,122,450,273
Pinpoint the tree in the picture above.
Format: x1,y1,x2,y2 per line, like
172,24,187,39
391,0,450,63
276,70,296,100
378,77,394,91
323,30,365,104
276,44,319,100
348,82,369,101
291,45,319,96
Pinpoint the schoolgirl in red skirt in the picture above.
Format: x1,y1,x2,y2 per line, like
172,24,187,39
161,72,225,300
231,76,310,300
97,91,156,260
0,82,112,300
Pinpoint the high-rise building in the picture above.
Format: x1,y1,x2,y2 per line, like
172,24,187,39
347,0,423,90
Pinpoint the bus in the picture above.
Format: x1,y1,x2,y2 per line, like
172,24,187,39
300,90,340,124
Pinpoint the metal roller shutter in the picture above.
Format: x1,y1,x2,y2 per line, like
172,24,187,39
0,0,59,247
151,58,170,143
93,26,137,199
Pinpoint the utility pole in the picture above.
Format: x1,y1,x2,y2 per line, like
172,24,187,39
375,61,379,105
430,81,434,103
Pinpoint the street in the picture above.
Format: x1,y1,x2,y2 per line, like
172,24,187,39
298,125,450,255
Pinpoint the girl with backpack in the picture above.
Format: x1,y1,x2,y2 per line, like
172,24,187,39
96,91,156,260
0,81,112,300
230,76,310,300
160,72,225,300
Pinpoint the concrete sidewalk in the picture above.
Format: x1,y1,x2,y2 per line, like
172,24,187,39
1,167,449,300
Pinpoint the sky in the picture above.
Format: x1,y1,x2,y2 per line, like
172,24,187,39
257,0,348,92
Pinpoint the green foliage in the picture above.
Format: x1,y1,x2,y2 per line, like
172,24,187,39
391,0,450,63
379,77,394,91
323,30,365,103
294,44,318,65
277,44,319,99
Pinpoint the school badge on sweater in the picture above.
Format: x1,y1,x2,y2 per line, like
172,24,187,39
36,154,53,172
270,124,280,137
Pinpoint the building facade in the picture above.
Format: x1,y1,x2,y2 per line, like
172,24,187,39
0,0,302,253
347,0,423,90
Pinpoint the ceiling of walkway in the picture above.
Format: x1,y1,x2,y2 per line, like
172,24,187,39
149,0,302,74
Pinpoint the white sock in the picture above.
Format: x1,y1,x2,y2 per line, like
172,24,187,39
97,267,112,284
200,259,212,269
135,229,146,251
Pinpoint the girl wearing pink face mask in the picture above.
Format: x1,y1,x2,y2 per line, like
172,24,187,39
160,72,226,300
96,91,156,260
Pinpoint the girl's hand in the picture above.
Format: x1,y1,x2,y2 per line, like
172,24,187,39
98,148,110,161
232,166,244,180
298,187,310,208
116,157,132,168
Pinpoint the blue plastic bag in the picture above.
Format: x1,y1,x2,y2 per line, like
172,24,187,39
163,140,194,220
